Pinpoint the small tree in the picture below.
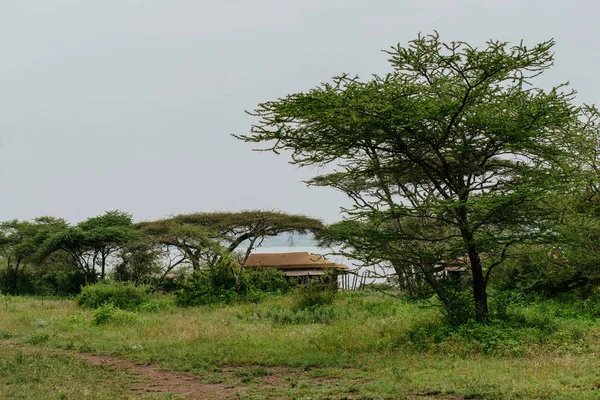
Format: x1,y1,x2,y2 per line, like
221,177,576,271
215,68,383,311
136,218,220,273
114,239,163,284
0,217,68,294
0,220,37,293
38,211,138,282
236,33,595,320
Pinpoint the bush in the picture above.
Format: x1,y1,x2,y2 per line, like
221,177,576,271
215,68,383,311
175,268,236,307
174,262,289,307
0,264,86,296
245,268,289,294
399,294,589,355
77,281,151,310
431,282,476,326
0,269,36,295
91,304,137,325
174,270,266,307
35,269,87,296
488,290,527,321
292,278,337,311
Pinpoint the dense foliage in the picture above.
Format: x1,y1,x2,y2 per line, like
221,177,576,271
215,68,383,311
76,281,151,310
236,33,600,319
174,259,289,307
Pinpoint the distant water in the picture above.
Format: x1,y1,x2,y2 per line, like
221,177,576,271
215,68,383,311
253,235,318,248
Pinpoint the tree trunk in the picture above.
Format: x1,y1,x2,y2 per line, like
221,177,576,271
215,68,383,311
457,205,489,321
467,243,488,321
101,253,107,280
235,237,258,292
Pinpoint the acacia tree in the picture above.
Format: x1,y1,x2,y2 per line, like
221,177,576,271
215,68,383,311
172,211,323,289
114,239,164,284
136,218,217,273
38,211,138,282
235,33,595,320
0,220,38,291
137,211,323,290
0,217,68,293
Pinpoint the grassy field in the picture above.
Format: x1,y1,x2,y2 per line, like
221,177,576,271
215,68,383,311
1,291,600,399
0,344,163,400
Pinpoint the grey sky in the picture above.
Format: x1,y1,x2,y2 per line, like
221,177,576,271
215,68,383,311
1,0,598,224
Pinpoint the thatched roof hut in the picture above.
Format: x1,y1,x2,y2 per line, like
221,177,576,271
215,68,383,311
244,252,348,277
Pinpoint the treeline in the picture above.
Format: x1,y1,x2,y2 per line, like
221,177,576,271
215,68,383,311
0,210,323,295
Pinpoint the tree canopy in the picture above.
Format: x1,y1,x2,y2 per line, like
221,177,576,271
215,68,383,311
0,217,68,293
236,33,598,319
137,210,323,288
37,210,138,282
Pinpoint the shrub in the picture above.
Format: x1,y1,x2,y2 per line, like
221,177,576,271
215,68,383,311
292,278,337,311
175,270,237,307
488,290,527,321
35,268,87,296
0,269,36,295
245,268,289,294
77,281,151,310
174,261,289,307
0,261,87,296
434,284,476,326
400,295,580,355
91,304,137,325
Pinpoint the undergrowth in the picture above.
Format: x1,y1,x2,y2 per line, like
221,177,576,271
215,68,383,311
400,292,597,356
77,281,151,310
250,304,346,324
91,304,137,325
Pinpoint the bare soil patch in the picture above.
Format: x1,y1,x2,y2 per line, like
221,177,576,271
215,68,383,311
77,352,240,399
1,340,301,399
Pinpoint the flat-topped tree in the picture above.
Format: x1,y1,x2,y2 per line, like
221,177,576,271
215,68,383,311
0,217,68,293
37,211,138,282
235,33,596,320
137,211,323,289
135,218,218,273
172,210,323,251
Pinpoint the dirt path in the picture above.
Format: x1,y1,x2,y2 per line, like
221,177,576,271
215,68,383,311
2,340,465,400
2,340,277,399
75,351,243,399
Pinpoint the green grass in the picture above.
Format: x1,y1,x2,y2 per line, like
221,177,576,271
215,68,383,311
0,345,146,400
1,291,600,399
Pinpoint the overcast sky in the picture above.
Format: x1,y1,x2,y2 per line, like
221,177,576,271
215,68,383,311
0,0,598,224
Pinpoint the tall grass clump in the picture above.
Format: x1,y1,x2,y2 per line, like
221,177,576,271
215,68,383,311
244,277,342,324
254,304,343,324
91,304,137,325
77,281,151,310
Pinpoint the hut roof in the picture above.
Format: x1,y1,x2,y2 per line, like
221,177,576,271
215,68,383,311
244,252,348,270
